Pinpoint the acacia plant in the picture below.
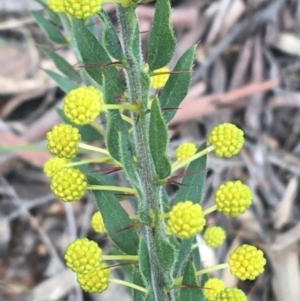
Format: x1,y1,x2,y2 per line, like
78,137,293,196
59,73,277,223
33,0,267,300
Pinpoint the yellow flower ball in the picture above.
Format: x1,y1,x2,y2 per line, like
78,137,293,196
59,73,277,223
167,201,206,239
151,66,170,89
175,142,197,162
64,0,103,20
63,86,104,125
204,226,226,248
51,167,87,202
48,0,64,12
91,211,106,234
215,288,247,301
215,181,253,217
77,262,111,293
229,244,266,280
44,157,69,178
64,238,102,274
208,123,244,157
204,278,225,301
46,124,81,159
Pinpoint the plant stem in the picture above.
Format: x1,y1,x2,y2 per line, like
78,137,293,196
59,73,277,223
110,278,147,293
87,185,136,195
116,5,167,301
171,145,215,172
203,205,217,215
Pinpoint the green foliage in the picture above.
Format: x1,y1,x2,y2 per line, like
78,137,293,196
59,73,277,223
179,261,206,301
133,269,146,300
89,172,139,255
149,98,171,180
72,18,124,91
173,239,194,277
30,11,67,44
44,69,78,92
98,11,123,60
35,0,245,299
174,142,207,205
160,45,196,123
139,238,154,297
147,0,176,70
40,45,81,83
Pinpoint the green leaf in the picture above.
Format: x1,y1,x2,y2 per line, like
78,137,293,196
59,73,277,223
118,131,141,192
149,98,171,180
179,261,206,301
147,0,176,70
154,227,176,286
44,69,78,92
201,273,210,287
139,239,164,301
174,142,207,205
72,18,124,92
191,238,201,270
173,239,193,277
56,108,103,142
88,174,139,255
30,10,67,45
98,11,123,60
133,268,146,301
40,45,81,83
104,77,128,162
160,45,196,123
132,20,142,65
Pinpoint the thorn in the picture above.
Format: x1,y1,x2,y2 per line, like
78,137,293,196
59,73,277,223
74,61,123,69
109,221,142,235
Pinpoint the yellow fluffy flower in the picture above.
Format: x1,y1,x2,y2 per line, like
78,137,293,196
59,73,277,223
208,123,244,157
229,244,266,280
167,201,206,239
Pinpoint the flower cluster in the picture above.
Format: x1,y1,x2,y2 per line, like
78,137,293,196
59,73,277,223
208,123,245,158
204,226,226,248
65,238,110,293
167,201,206,239
40,0,268,297
48,0,131,19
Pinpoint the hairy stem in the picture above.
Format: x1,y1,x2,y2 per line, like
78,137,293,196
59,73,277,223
116,5,168,301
